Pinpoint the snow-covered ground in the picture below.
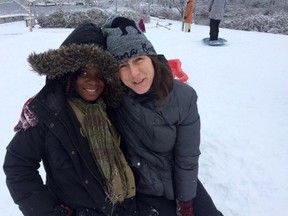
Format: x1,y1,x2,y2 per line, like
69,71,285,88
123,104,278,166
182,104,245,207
0,18,288,216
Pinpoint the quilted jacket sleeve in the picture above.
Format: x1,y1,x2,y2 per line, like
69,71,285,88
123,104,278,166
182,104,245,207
174,86,201,202
3,126,62,216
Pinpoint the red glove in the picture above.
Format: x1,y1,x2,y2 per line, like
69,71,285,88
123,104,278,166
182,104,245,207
176,200,194,216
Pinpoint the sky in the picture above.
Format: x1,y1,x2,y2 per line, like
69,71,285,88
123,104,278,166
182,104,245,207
0,18,288,216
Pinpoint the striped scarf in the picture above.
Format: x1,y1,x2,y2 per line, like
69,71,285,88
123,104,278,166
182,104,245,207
69,97,129,204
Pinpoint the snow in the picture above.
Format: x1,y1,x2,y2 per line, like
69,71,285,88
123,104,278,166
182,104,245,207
0,18,288,216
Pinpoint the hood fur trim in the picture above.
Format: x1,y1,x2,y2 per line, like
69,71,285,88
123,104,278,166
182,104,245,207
28,44,118,80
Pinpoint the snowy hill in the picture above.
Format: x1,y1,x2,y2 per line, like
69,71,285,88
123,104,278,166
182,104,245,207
0,18,288,216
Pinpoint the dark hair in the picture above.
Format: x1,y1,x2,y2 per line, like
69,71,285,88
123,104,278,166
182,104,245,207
150,55,174,104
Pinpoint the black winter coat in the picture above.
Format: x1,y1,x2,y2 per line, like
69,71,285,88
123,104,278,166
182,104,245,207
113,80,201,202
3,80,115,216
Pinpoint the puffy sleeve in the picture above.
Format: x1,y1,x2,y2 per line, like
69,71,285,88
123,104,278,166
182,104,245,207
173,85,201,201
3,125,61,216
208,0,214,12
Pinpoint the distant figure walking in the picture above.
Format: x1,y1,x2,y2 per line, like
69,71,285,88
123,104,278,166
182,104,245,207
208,0,227,41
138,18,146,33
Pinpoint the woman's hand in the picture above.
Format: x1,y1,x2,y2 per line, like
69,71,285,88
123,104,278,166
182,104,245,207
55,205,73,216
176,200,194,216
60,205,73,216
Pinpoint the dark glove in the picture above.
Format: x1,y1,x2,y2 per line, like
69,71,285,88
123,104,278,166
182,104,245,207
114,197,159,216
176,200,194,216
54,205,73,216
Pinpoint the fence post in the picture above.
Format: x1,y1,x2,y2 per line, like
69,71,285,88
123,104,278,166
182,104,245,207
28,1,33,32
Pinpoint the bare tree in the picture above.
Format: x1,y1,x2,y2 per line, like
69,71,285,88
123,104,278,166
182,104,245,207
53,0,65,11
168,0,186,16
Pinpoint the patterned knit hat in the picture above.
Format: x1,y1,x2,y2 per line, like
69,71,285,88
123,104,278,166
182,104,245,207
102,16,157,63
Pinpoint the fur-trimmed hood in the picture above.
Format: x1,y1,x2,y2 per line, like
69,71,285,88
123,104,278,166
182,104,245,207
28,44,118,80
27,21,125,108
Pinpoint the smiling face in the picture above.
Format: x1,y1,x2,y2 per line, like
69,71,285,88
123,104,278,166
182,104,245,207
119,55,154,95
74,67,105,102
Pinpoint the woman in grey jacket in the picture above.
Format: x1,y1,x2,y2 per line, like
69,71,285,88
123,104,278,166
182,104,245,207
103,16,224,216
208,0,228,41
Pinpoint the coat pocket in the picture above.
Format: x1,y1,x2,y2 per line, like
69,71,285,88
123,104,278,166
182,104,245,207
131,157,164,196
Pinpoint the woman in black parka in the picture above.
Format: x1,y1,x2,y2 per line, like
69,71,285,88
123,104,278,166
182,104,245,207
3,21,157,216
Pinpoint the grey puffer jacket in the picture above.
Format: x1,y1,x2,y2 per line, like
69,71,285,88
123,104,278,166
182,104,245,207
208,0,227,20
113,80,201,202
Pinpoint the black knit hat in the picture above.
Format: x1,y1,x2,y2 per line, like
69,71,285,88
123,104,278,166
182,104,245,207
61,21,106,48
27,21,118,80
102,16,157,63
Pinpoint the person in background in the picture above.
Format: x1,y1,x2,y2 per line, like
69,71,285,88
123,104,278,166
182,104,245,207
208,0,228,42
3,21,158,216
138,18,146,33
103,16,224,216
184,0,194,32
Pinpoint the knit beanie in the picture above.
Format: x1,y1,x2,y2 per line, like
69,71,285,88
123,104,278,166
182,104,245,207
61,20,106,48
102,16,157,63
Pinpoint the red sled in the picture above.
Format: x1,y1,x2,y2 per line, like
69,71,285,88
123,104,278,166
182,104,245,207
168,59,189,83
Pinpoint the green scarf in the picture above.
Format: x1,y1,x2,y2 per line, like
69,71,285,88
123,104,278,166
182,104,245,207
69,97,129,204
